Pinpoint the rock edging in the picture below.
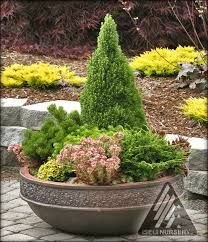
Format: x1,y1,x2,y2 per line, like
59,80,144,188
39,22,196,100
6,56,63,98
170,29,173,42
1,98,207,196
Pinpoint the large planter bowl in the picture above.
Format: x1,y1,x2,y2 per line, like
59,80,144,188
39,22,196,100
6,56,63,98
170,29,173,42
20,167,184,235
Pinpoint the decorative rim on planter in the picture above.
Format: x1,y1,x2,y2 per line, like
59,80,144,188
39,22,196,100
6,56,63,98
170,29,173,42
20,166,182,189
20,167,184,235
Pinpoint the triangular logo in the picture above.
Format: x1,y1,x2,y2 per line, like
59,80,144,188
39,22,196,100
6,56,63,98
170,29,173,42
139,182,197,236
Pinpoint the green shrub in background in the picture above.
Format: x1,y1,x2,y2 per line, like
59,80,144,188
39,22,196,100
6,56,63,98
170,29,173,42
180,97,208,123
23,104,82,162
80,14,147,129
130,46,205,76
37,159,73,182
120,130,185,181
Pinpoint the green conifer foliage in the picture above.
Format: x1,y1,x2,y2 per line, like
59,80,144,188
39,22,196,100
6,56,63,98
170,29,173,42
80,14,147,129
22,104,82,162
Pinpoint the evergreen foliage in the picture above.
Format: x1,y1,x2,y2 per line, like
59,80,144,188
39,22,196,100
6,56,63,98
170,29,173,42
51,125,123,158
80,14,147,129
120,130,185,181
22,104,82,162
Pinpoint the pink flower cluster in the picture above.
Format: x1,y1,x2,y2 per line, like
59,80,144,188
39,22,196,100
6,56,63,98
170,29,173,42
57,133,123,185
8,144,22,154
8,144,35,167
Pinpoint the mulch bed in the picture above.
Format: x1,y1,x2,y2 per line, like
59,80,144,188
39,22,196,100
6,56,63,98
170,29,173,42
1,50,207,138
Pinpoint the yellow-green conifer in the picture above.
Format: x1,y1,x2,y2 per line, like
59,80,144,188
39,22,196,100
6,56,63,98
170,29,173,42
80,14,147,129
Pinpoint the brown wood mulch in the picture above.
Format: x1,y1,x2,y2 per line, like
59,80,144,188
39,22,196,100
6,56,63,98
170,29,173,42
1,50,207,138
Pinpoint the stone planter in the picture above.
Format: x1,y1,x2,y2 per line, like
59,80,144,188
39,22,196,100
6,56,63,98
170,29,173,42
20,167,184,235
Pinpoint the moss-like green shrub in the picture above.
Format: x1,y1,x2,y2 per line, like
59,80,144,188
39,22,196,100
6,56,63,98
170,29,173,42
51,125,124,158
1,63,86,88
180,97,208,123
23,104,82,162
37,159,73,182
130,46,205,76
120,130,185,181
80,14,147,129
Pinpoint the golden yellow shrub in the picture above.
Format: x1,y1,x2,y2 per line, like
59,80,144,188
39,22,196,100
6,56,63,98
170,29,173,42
180,97,208,123
1,63,86,88
130,46,205,76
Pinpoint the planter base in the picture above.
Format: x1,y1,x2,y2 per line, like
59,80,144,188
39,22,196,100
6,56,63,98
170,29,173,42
20,167,184,235
22,197,150,235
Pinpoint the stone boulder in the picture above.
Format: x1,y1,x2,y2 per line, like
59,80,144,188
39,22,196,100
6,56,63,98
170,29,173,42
188,150,207,171
1,98,27,126
20,100,81,129
184,170,207,196
0,126,27,147
0,147,19,166
166,134,207,196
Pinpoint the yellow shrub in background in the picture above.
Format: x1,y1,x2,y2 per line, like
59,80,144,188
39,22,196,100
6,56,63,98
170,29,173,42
1,63,86,88
130,46,204,76
180,97,208,123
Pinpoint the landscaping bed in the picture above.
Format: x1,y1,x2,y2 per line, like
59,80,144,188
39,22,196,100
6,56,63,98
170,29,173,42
1,14,207,237
1,50,207,138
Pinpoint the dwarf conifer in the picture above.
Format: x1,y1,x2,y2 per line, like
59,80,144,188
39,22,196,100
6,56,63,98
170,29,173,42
80,14,147,129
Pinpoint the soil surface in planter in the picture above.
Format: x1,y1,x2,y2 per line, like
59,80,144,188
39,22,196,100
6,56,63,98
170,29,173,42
1,50,207,138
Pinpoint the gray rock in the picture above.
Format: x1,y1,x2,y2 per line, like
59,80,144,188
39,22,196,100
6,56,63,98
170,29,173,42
20,100,80,129
0,126,26,166
167,134,207,197
189,149,208,171
0,98,27,126
197,78,207,91
166,134,207,150
0,147,19,166
184,170,208,196
0,126,26,147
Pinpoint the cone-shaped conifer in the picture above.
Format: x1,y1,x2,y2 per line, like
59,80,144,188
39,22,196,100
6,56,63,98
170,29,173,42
80,14,147,129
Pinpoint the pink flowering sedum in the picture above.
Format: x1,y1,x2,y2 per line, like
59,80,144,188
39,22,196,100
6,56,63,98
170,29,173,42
8,144,22,154
8,144,36,167
57,133,123,185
